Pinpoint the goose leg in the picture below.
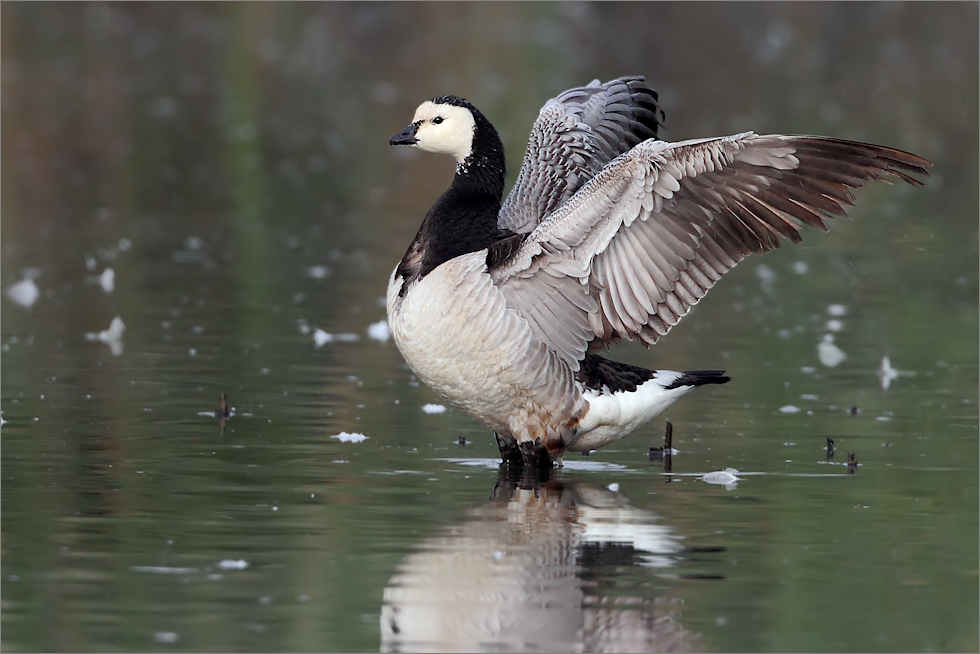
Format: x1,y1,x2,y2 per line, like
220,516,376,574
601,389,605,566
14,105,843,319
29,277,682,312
520,438,554,470
494,431,523,466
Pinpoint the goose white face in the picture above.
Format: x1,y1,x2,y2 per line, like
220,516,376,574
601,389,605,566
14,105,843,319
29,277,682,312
410,101,476,163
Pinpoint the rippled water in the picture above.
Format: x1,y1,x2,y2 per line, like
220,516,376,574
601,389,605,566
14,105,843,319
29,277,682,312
3,3,978,652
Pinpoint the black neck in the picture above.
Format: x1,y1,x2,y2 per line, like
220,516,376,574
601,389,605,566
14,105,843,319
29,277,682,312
456,109,506,199
397,112,508,291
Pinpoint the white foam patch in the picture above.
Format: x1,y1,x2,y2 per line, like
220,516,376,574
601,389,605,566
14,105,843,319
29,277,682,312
878,356,899,390
6,279,39,309
313,329,331,347
421,403,446,414
132,565,199,575
307,265,330,279
85,316,125,356
779,405,801,414
817,334,846,367
367,319,391,342
562,460,631,471
314,330,359,348
98,268,115,293
217,559,249,570
827,304,848,317
332,431,368,443
439,457,503,469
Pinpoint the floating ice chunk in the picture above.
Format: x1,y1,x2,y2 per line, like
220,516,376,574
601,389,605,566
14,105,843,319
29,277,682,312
6,278,39,309
332,431,368,443
827,304,848,317
98,268,115,293
792,260,809,275
779,405,801,413
825,319,843,332
817,334,846,367
421,403,446,414
154,632,179,644
702,468,741,490
607,482,620,492
367,319,390,342
85,316,125,356
307,265,330,279
217,559,249,570
878,356,899,390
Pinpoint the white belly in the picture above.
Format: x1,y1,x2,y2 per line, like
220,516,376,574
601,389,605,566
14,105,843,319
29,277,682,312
387,252,536,435
386,251,689,453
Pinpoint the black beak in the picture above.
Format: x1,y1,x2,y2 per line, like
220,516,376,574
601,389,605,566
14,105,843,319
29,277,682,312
390,123,419,146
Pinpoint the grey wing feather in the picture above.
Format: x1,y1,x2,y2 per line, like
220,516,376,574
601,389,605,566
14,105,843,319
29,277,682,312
491,133,931,370
498,76,664,235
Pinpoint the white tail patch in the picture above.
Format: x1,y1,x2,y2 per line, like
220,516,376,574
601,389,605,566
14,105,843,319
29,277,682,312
570,371,696,452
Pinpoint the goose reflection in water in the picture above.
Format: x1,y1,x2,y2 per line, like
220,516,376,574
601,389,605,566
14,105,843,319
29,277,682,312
381,468,706,653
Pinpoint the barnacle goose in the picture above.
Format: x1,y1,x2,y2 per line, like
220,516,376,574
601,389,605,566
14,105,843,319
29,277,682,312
387,76,930,469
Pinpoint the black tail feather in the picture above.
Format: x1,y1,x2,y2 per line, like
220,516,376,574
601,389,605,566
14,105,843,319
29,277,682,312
665,370,731,390
578,355,730,393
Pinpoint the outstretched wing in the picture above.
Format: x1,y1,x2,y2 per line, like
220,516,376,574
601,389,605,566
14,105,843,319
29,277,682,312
498,76,664,235
490,133,931,370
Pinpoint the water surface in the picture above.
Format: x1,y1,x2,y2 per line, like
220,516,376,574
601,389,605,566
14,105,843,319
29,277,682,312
2,3,977,652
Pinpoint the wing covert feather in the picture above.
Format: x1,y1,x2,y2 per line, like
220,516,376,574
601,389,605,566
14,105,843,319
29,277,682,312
498,77,664,235
492,133,931,368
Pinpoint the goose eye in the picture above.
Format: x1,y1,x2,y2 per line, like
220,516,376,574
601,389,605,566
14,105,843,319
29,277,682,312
432,116,444,125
